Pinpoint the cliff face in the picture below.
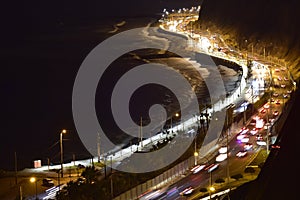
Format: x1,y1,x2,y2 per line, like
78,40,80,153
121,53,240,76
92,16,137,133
197,0,300,81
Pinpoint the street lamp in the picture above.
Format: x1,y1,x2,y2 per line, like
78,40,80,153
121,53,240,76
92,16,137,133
209,186,215,199
170,112,179,130
60,129,67,178
30,177,38,200
194,151,198,166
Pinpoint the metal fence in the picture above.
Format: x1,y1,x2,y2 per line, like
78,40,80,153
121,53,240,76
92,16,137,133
113,155,195,200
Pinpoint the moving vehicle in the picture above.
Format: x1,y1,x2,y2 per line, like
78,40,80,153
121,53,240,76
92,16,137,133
179,186,194,196
236,151,247,157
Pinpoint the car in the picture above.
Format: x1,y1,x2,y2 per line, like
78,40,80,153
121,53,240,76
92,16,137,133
77,177,86,184
250,119,256,126
250,128,258,135
263,103,270,109
275,100,281,105
238,127,249,134
244,143,253,151
273,110,279,116
237,134,246,141
256,118,265,129
273,93,279,97
218,146,228,154
216,153,227,162
205,163,220,173
260,108,266,114
257,140,267,146
271,144,281,149
190,164,206,174
241,136,250,143
256,134,263,141
179,186,194,196
42,178,54,187
236,151,247,157
264,122,271,129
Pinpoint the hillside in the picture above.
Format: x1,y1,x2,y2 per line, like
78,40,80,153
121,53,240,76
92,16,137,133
197,0,300,81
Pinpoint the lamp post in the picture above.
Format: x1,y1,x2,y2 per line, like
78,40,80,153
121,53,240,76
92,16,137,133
266,106,269,153
60,129,67,178
194,151,198,166
201,156,214,199
30,177,38,200
194,127,198,166
57,169,61,192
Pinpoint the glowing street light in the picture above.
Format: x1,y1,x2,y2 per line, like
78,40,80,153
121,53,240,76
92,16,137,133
170,112,180,130
209,186,215,192
60,129,67,178
209,186,215,199
30,177,38,200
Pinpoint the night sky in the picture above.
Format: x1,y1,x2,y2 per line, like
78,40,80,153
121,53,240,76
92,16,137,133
1,0,200,170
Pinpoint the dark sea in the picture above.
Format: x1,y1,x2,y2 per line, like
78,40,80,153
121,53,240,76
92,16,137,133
1,1,241,171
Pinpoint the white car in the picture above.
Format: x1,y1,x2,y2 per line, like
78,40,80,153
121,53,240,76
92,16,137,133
218,146,228,154
244,143,253,151
237,134,246,141
180,186,194,196
250,128,258,135
216,153,227,162
190,165,206,174
236,151,247,157
241,137,250,143
205,163,220,173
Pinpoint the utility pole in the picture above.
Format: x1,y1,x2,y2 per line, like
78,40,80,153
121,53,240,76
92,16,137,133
209,171,212,199
110,173,114,199
194,132,198,166
140,117,143,147
110,156,114,199
110,156,113,174
97,132,101,163
60,132,64,178
73,154,76,166
58,170,61,192
226,116,230,184
266,101,270,155
60,129,67,178
19,185,23,200
47,158,50,171
14,151,18,185
104,156,107,179
226,112,230,185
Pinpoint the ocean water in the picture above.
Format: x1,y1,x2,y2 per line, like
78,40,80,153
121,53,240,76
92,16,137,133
90,18,242,155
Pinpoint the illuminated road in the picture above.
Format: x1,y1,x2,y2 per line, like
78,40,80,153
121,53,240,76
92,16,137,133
137,7,295,200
